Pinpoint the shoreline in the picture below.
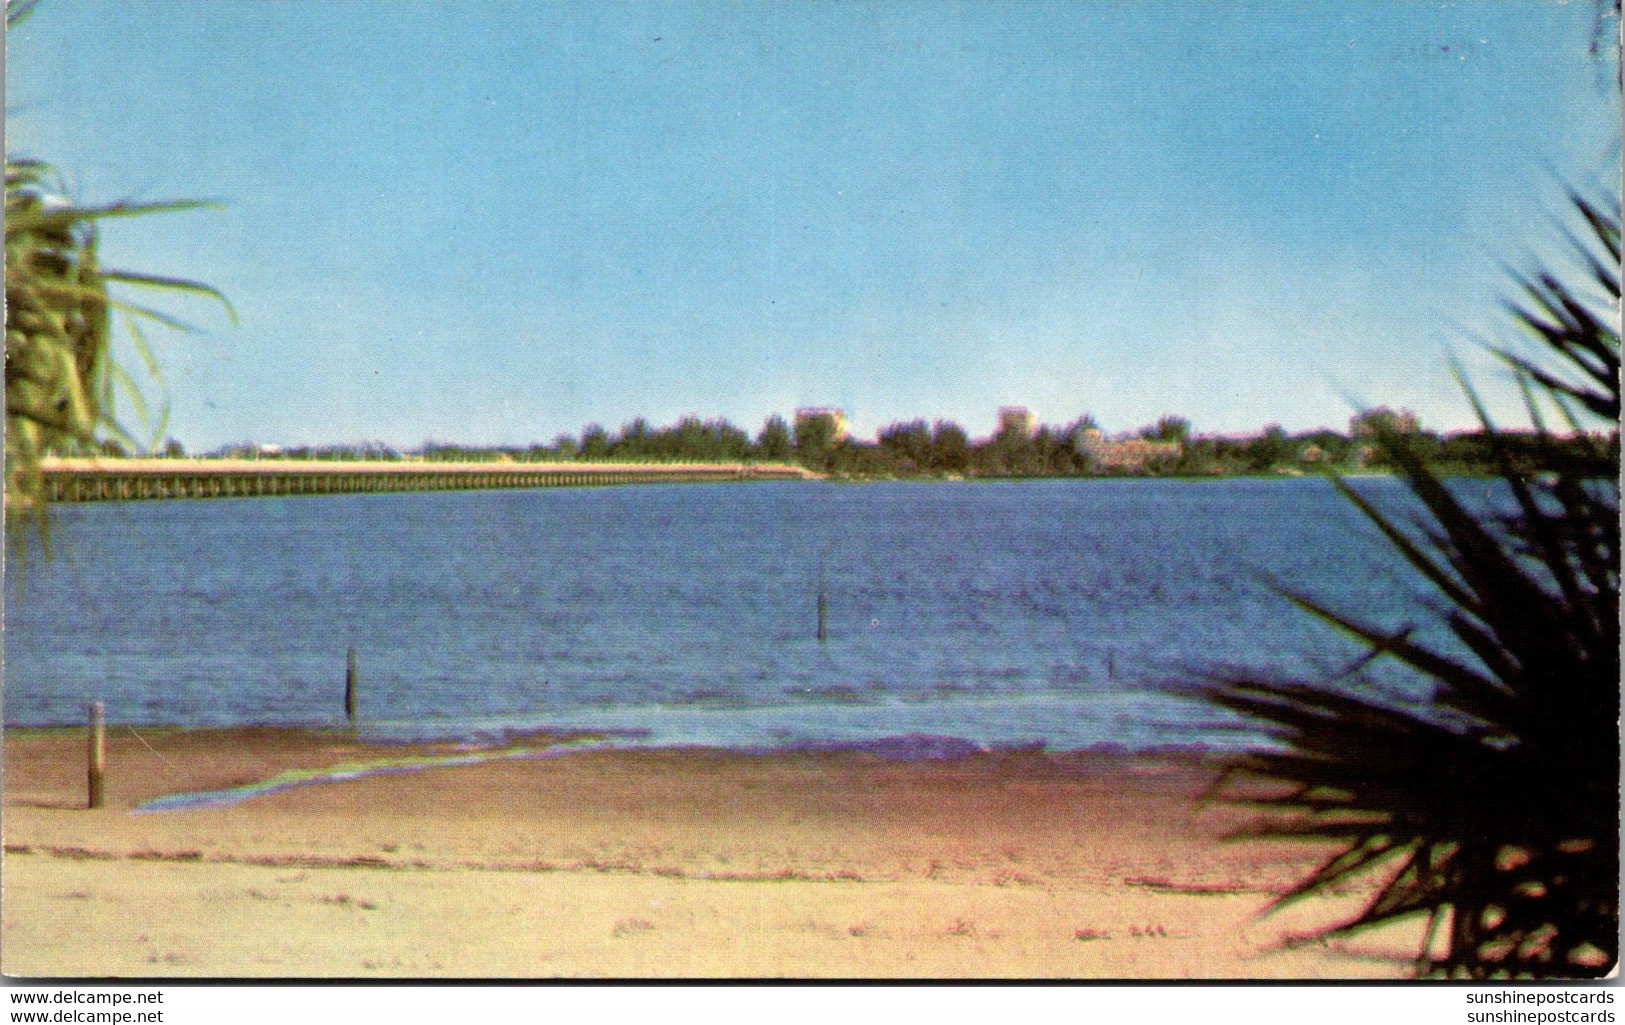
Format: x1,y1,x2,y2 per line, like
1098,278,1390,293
2,725,1427,978
1,717,1271,766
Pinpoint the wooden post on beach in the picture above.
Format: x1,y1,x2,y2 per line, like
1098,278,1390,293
87,701,105,810
345,647,359,722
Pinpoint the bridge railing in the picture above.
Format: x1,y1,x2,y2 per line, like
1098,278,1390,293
35,459,816,503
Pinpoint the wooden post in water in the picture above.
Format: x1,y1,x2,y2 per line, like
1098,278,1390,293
344,647,359,722
87,701,105,810
817,584,828,644
1107,648,1117,681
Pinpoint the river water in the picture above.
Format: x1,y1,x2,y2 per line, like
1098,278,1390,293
4,477,1476,751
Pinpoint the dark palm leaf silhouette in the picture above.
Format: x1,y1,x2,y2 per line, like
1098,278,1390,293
1194,193,1619,978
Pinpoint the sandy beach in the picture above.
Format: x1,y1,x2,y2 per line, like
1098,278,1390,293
1,727,1426,978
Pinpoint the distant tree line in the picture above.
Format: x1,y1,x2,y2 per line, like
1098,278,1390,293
201,440,404,462
171,405,1614,479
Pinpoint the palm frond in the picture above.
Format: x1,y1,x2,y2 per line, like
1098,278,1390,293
4,158,230,523
1194,192,1621,978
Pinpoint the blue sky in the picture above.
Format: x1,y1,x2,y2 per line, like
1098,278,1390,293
7,1,1620,449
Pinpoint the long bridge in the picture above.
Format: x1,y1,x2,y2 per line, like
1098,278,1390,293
36,458,816,503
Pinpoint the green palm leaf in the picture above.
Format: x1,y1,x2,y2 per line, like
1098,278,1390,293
4,157,230,527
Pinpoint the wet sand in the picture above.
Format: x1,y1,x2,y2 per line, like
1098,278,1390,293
1,727,1424,978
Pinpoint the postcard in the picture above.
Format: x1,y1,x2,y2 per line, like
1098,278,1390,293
4,0,1619,993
